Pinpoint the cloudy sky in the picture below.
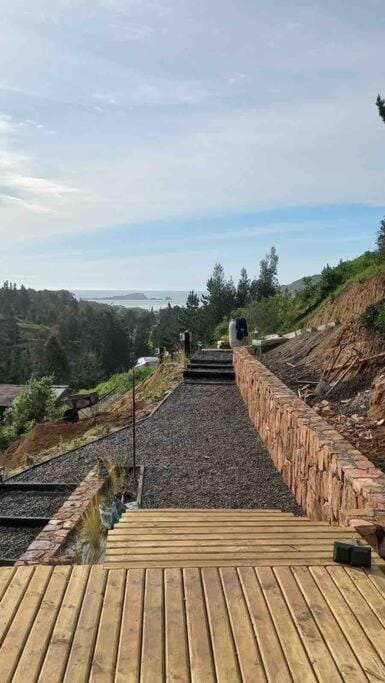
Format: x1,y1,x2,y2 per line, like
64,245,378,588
1,0,385,290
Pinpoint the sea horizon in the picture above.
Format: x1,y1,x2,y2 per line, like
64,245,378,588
73,289,205,311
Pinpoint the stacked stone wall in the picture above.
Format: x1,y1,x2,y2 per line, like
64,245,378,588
234,348,385,542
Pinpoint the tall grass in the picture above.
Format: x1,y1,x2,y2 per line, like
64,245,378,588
79,365,154,395
81,499,106,564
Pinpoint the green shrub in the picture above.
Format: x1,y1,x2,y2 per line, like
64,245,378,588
360,298,385,335
0,376,60,452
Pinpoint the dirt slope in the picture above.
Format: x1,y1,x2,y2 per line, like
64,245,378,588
2,361,182,473
308,273,385,326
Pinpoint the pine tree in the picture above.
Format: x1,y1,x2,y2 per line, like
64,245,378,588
44,334,69,382
250,247,279,300
377,217,385,254
236,268,251,307
376,94,385,124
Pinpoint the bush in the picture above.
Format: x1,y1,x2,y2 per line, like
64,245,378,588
360,298,385,335
0,376,60,451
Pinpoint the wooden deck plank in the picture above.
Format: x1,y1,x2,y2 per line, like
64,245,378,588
125,508,283,512
365,565,385,597
0,562,384,681
0,567,15,602
106,537,358,547
292,566,366,682
219,567,266,682
164,568,190,683
256,567,317,682
115,568,145,683
0,566,34,646
13,565,71,683
39,565,90,682
89,568,126,682
121,514,298,521
274,566,343,681
345,566,385,628
201,567,241,682
140,568,164,683
183,568,216,682
327,566,385,665
109,528,358,536
0,565,52,682
64,566,107,682
309,566,385,683
238,567,291,682
116,521,342,528
104,558,385,569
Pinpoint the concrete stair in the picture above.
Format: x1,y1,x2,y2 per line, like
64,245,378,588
183,351,235,384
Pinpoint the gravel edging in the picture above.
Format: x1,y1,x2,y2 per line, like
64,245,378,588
14,382,304,514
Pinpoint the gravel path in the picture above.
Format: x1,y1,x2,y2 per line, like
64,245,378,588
0,526,45,559
14,383,303,514
0,490,72,517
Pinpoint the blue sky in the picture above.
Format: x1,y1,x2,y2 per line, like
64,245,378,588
1,0,385,289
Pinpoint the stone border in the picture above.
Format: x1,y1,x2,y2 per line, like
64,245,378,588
15,467,107,565
233,348,385,554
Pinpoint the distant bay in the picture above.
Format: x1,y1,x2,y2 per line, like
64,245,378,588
74,290,203,311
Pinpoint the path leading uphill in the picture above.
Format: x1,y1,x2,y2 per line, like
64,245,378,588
14,357,303,513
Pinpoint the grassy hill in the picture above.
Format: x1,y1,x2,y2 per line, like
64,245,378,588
283,274,321,295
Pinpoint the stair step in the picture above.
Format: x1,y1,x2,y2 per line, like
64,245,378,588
187,363,233,371
190,358,233,366
183,367,235,378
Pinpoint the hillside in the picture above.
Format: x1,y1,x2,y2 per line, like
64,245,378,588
283,274,320,294
2,361,183,475
307,272,385,326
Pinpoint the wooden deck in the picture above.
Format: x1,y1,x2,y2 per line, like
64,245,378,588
1,563,385,680
104,509,384,569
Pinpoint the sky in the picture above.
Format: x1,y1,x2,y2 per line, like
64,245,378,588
1,0,385,290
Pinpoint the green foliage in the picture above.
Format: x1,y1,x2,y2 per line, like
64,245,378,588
0,282,157,388
0,376,60,452
377,94,385,124
202,263,237,332
177,290,208,346
236,268,251,307
377,217,385,255
360,298,385,335
80,365,153,395
250,246,279,300
150,303,182,353
44,333,69,382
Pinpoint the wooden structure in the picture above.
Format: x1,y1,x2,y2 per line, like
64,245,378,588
104,508,384,569
0,563,385,680
0,508,385,680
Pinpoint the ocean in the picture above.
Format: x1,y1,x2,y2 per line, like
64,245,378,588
73,290,202,311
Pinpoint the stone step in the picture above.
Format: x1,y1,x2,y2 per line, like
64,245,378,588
189,358,233,366
186,363,234,371
183,367,235,381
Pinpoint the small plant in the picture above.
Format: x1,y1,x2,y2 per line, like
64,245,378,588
81,499,106,564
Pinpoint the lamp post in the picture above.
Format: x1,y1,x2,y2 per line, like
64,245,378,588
130,354,137,484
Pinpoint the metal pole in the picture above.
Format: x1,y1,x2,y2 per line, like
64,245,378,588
132,363,137,484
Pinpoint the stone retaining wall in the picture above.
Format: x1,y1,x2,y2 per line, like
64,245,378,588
15,467,106,565
234,348,385,552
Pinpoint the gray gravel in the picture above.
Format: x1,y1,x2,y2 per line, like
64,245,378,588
0,526,45,559
14,383,303,514
0,490,72,517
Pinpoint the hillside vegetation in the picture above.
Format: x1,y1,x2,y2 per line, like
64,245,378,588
1,360,182,474
218,250,385,339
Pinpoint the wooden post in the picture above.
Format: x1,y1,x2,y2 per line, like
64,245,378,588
131,359,137,484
